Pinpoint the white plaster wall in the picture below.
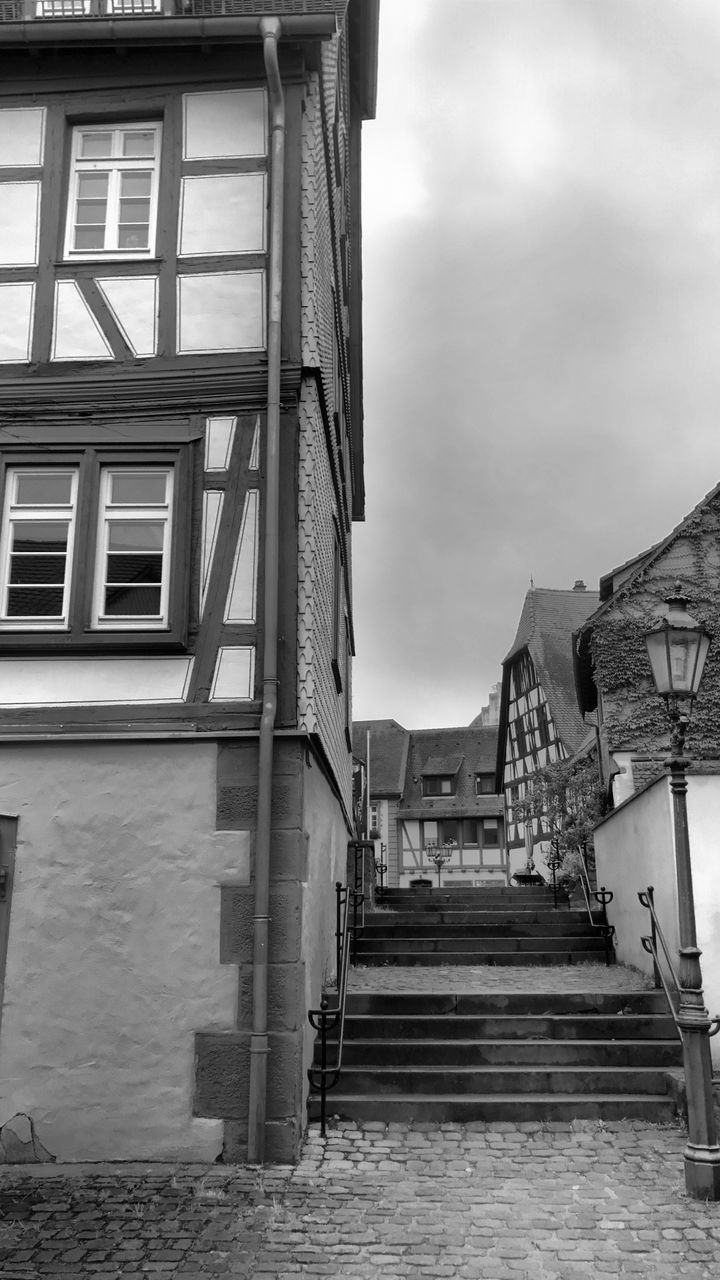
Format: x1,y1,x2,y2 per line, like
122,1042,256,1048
0,741,248,1161
686,776,720,1064
595,774,720,1066
300,754,349,1108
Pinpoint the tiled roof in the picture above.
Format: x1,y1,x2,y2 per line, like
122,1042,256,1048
352,719,409,796
421,755,464,777
501,587,600,757
400,726,502,817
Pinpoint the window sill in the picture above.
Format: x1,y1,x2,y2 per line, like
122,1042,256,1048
0,630,188,655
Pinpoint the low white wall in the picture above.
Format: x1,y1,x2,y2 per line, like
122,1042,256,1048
686,776,720,1063
595,773,720,1066
0,740,248,1161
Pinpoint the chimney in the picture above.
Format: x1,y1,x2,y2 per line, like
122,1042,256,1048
573,579,587,591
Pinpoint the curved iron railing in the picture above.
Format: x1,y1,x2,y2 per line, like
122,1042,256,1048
307,878,362,1138
638,885,720,1040
548,841,615,965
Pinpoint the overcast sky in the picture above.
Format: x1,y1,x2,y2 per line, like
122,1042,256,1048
351,0,720,730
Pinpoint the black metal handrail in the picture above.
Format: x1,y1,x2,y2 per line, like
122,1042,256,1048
307,878,363,1137
551,842,615,965
638,885,720,1040
577,844,615,966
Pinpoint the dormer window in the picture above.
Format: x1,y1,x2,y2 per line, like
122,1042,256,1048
475,773,495,795
422,775,454,797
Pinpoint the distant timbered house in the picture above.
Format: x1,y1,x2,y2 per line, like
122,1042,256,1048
496,583,599,876
355,720,506,888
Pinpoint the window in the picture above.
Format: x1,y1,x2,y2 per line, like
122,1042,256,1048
65,123,162,259
92,467,173,629
475,773,495,795
0,469,78,628
482,820,500,847
422,775,454,797
0,453,187,647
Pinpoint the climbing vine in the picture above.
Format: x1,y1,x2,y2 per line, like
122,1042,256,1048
591,501,720,760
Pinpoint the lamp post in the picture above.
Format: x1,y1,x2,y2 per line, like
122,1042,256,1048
425,839,453,888
644,584,720,1200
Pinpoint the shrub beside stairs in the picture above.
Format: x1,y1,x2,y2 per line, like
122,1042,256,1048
309,884,682,1124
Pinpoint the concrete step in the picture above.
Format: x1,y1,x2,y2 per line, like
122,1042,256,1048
354,948,609,966
356,927,610,944
364,910,599,926
341,1014,678,1040
336,1065,674,1096
310,1093,678,1124
380,891,561,907
337,1038,683,1068
344,991,669,1015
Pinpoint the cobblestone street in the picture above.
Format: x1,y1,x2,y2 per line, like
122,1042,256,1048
1,1118,720,1279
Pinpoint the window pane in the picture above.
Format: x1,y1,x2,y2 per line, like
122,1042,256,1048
12,521,68,553
117,225,149,251
120,172,152,199
122,130,156,158
462,819,478,846
75,200,109,227
15,474,74,506
108,522,164,551
10,553,66,584
119,200,151,226
483,822,500,847
104,584,161,616
80,132,112,158
77,173,109,199
74,227,106,251
106,552,163,584
7,586,64,617
109,473,167,505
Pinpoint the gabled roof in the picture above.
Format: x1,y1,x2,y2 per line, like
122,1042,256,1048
574,479,720,715
498,586,600,773
504,587,600,749
352,719,409,797
421,755,464,777
401,726,502,817
583,478,720,629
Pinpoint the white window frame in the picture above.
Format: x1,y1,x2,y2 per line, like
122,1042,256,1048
64,122,162,261
91,465,174,630
0,467,79,630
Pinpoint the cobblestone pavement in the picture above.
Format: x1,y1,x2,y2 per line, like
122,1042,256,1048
348,964,654,993
2,1118,720,1278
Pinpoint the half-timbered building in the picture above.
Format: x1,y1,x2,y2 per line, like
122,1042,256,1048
0,0,378,1166
496,583,599,877
354,720,506,889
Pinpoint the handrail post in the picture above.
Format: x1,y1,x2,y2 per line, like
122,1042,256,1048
319,998,328,1138
647,885,661,989
594,887,614,966
335,881,343,983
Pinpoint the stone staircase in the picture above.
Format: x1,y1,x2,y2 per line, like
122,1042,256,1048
308,884,682,1125
354,884,612,966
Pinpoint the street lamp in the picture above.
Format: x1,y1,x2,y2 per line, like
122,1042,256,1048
644,584,720,1200
425,839,453,888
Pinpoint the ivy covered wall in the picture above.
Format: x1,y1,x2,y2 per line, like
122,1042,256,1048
591,494,720,760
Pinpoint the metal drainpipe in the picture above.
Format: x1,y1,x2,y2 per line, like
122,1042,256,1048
247,13,284,1166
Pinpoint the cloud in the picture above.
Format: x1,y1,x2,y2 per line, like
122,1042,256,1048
353,0,720,728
